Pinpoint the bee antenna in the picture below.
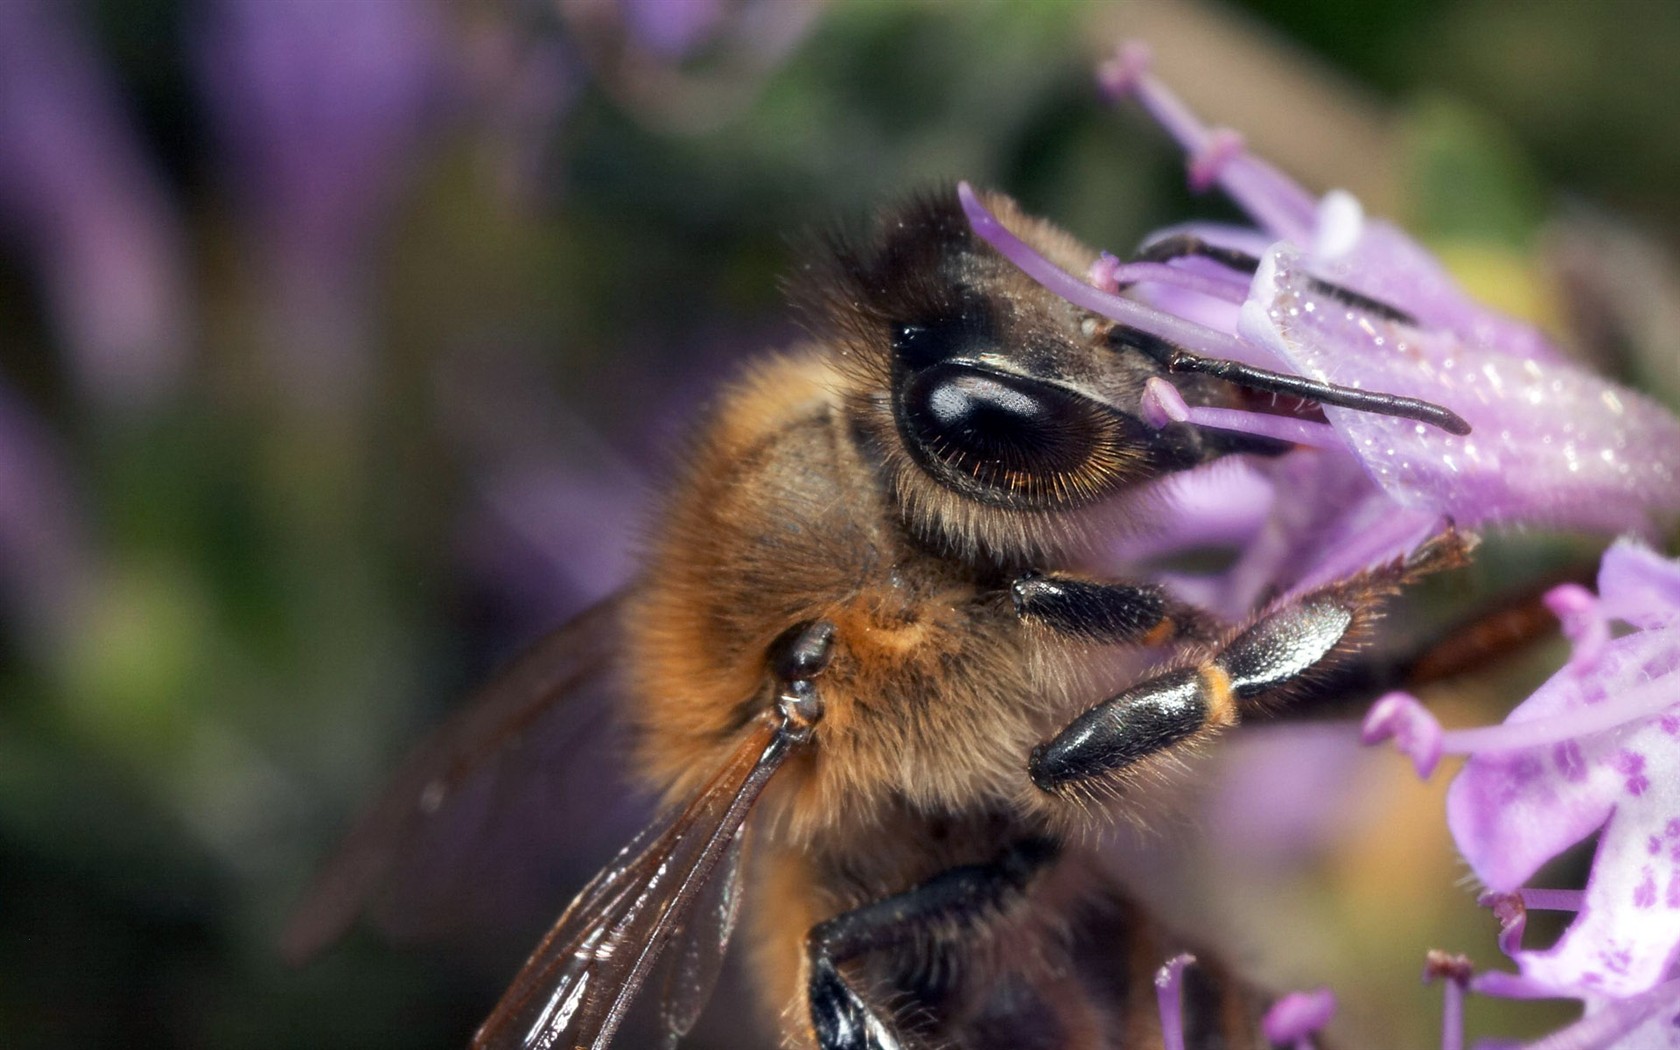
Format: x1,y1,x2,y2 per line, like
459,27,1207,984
1128,233,1416,326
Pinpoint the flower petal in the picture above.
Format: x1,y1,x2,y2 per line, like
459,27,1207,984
1242,241,1680,536
1448,625,1680,997
1598,538,1680,630
1362,692,1445,779
1528,978,1680,1050
1262,987,1336,1046
1318,220,1565,365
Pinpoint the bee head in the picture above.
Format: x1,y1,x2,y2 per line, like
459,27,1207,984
792,188,1274,563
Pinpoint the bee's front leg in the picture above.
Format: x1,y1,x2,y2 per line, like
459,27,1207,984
1011,571,1215,645
1029,535,1470,794
804,838,1058,1050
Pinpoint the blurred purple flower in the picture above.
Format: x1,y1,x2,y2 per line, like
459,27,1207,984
196,0,446,411
962,42,1680,612
1263,986,1336,1050
0,379,97,649
0,0,191,409
559,0,821,133
1205,721,1374,869
458,25,582,208
617,0,728,59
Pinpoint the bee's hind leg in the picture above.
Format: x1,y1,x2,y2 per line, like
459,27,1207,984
804,838,1058,1050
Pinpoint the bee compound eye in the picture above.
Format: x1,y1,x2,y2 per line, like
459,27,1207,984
898,362,1117,503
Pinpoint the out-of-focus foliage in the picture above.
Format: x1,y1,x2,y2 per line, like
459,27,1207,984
0,1,1673,1048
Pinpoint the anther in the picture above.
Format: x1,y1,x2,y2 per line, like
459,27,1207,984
1422,950,1474,986
1189,128,1245,193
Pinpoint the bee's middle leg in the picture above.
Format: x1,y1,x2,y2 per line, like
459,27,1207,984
804,837,1058,1050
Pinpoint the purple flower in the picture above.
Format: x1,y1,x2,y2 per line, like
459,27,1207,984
458,26,582,208
972,41,1680,1050
960,42,1680,609
1364,541,1680,1046
0,378,97,650
195,0,445,410
1450,541,1680,1000
0,0,191,409
1262,986,1336,1050
616,0,729,60
1484,977,1680,1050
556,0,821,132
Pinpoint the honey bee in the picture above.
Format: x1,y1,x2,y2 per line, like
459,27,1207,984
283,187,1471,1050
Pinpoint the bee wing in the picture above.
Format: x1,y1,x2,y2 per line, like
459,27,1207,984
472,717,797,1050
657,823,746,1044
282,594,634,964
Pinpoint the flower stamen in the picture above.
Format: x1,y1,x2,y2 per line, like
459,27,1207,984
1141,377,1342,449
1154,953,1196,1050
1364,678,1680,775
958,181,1276,368
1422,951,1473,1050
1479,892,1529,959
1099,41,1317,242
1096,259,1248,303
1261,987,1336,1050
1543,583,1609,676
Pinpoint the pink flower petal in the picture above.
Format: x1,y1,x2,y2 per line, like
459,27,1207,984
1598,537,1680,630
1448,623,1680,997
1241,242,1680,536
1362,692,1445,779
1528,978,1680,1050
1262,987,1336,1047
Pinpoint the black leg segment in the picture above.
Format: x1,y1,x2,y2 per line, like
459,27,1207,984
808,957,902,1050
1217,593,1354,700
1030,668,1207,792
806,839,1058,1050
1011,572,1214,645
1028,596,1354,794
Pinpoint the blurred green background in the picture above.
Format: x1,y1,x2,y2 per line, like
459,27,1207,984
2,1,1678,1047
